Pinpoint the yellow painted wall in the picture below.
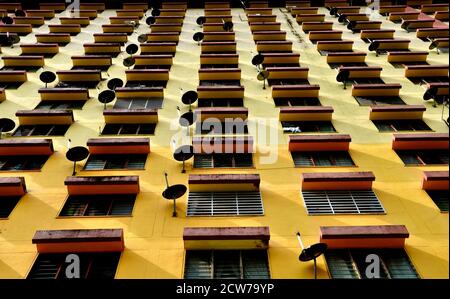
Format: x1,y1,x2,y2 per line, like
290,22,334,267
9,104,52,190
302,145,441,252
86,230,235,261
0,7,448,279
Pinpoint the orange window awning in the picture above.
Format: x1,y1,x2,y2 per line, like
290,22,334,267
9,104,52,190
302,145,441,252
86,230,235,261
392,133,449,150
32,228,124,253
87,138,150,154
289,134,351,152
0,177,27,196
188,174,260,192
422,171,449,191
64,176,140,195
0,139,54,156
320,225,409,249
301,172,375,190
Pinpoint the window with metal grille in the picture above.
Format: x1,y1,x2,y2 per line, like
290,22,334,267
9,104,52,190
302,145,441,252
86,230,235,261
396,150,449,166
325,249,420,279
196,121,248,135
184,250,270,279
301,190,385,215
281,121,336,133
59,194,136,217
187,191,263,216
197,98,244,107
426,190,448,212
13,125,70,137
27,252,121,279
274,97,321,107
0,196,21,218
193,154,253,168
373,120,432,132
113,98,163,110
0,155,49,171
102,124,156,135
291,151,355,167
35,101,85,110
355,96,406,106
199,80,241,87
84,154,147,170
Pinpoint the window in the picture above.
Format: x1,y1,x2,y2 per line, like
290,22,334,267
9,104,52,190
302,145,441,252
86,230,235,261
292,151,355,167
396,150,449,166
59,194,136,216
196,122,248,135
274,97,321,107
268,79,310,86
113,98,163,110
355,96,406,106
35,101,85,110
184,250,270,279
194,154,253,168
281,121,336,133
325,249,419,279
198,98,244,107
187,191,263,216
0,196,21,218
28,252,121,279
13,125,70,137
373,120,432,132
302,190,385,215
199,80,241,87
0,156,49,171
426,190,448,212
102,124,156,135
84,154,147,170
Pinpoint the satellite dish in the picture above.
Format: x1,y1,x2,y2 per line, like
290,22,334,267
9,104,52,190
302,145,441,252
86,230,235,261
162,172,187,217
123,56,136,68
196,16,206,26
98,90,116,109
107,78,123,91
401,21,409,30
330,7,338,16
7,34,20,45
151,8,161,17
336,69,350,89
193,32,204,45
138,34,148,43
338,14,347,23
173,145,194,173
145,16,156,25
181,90,198,105
39,71,56,88
429,40,438,50
223,21,233,32
0,118,16,139
423,87,440,106
251,53,264,67
347,21,357,31
179,111,196,127
1,16,13,25
368,40,380,56
257,70,269,89
296,232,328,279
66,146,89,175
126,43,139,55
14,9,26,17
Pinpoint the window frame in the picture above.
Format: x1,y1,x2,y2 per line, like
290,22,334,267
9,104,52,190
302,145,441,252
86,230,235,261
13,124,71,137
193,153,254,169
83,154,148,170
0,196,22,219
395,150,449,166
113,98,163,110
0,155,50,171
101,123,156,135
58,194,137,217
372,120,432,132
281,121,337,133
291,151,356,167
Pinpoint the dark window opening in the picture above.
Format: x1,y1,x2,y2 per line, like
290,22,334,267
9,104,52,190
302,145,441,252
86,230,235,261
13,125,70,137
396,150,449,166
292,151,355,167
281,121,336,133
194,153,253,168
59,194,136,217
84,154,147,170
102,123,156,135
0,156,49,171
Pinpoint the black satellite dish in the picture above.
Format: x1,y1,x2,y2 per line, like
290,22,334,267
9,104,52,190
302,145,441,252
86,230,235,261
338,14,347,23
223,21,233,32
162,173,187,217
181,90,198,105
98,90,116,109
193,32,204,45
138,34,148,43
145,16,156,25
14,9,26,17
107,78,123,91
1,16,13,25
257,70,269,89
0,118,16,139
330,7,338,16
252,53,264,67
126,43,139,55
66,146,89,176
347,21,357,31
196,16,206,26
179,111,196,127
336,69,350,89
123,56,135,69
368,40,380,56
423,87,438,101
429,39,440,54
173,145,194,173
8,34,20,46
151,8,161,17
401,21,410,31
297,232,328,279
39,71,56,88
